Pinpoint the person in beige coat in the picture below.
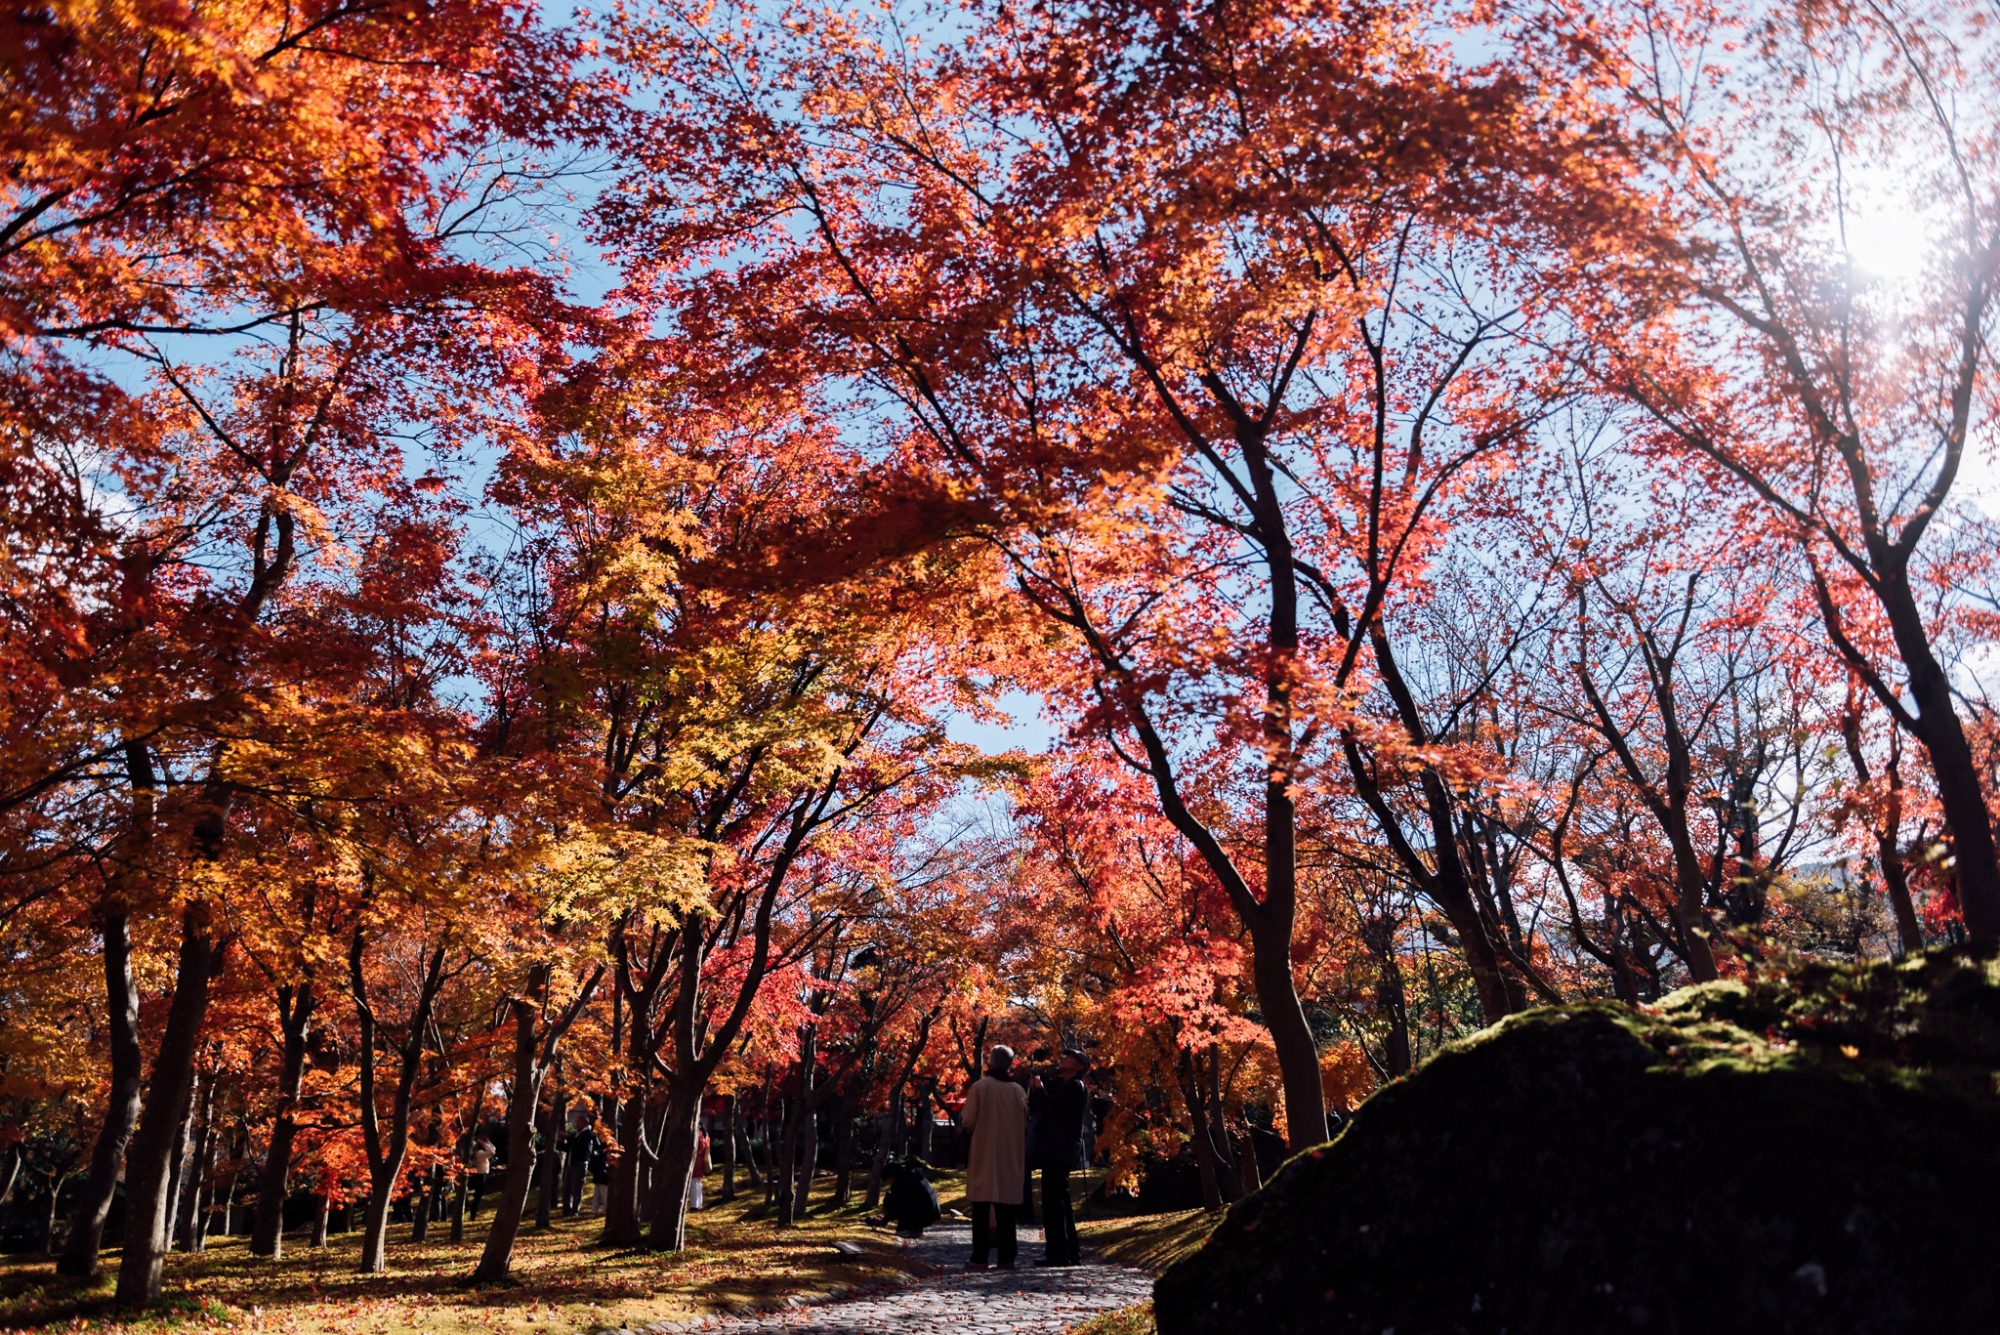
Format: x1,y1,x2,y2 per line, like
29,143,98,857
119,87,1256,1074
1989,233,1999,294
960,1044,1030,1268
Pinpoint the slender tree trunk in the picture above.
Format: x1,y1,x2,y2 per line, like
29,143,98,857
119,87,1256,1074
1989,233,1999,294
865,1090,898,1210
719,1095,737,1203
351,936,444,1276
1182,1070,1225,1215
116,906,224,1307
792,1099,820,1221
470,961,599,1281
472,1026,543,1282
830,1094,856,1207
217,1147,236,1238
45,1171,72,1253
1203,1054,1243,1203
779,1096,800,1208
534,1090,560,1231
1369,924,1414,1079
1666,826,1722,983
1236,1128,1263,1193
1177,1047,1239,1209
251,983,315,1258
310,1194,330,1248
176,1076,215,1252
184,1143,214,1254
1882,849,1924,958
411,1162,444,1244
60,905,144,1278
742,1087,765,1192
1874,570,2000,940
777,1043,811,1226
764,1099,784,1203
161,1075,197,1256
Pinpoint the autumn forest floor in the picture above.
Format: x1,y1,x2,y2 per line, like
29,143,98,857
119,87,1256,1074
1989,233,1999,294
0,1171,1209,1335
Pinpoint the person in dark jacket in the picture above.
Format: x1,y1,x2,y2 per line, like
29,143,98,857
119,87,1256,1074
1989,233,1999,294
1027,1048,1091,1266
560,1104,595,1217
885,1156,942,1237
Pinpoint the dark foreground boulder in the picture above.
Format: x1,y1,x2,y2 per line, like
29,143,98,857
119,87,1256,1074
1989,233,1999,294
1155,949,2000,1335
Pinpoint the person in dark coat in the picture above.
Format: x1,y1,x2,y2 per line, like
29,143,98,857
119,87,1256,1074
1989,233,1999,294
884,1156,942,1237
560,1104,595,1217
1027,1048,1092,1266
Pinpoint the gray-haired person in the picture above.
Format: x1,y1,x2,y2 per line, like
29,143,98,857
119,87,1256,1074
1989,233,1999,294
961,1044,1029,1269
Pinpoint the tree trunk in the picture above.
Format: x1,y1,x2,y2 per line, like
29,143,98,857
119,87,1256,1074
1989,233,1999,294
793,1099,820,1221
643,1087,702,1253
602,1087,650,1244
471,1067,544,1281
310,1194,330,1248
1246,913,1326,1151
60,905,144,1278
534,1092,560,1231
742,1088,765,1192
1182,1070,1225,1214
764,1097,784,1202
1177,1046,1240,1209
865,1090,898,1210
719,1095,737,1203
351,937,444,1276
411,1162,444,1244
777,1041,811,1226
251,983,315,1258
1235,1128,1263,1193
1874,570,2000,941
470,959,600,1286
183,1130,215,1254
116,906,224,1308
831,1094,856,1207
217,1150,236,1238
358,1175,396,1271
173,1073,214,1250
161,1075,197,1256
45,1171,72,1253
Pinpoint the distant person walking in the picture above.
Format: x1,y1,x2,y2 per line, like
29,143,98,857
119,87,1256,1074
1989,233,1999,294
466,1133,497,1217
1029,1048,1092,1266
961,1044,1029,1270
561,1104,594,1217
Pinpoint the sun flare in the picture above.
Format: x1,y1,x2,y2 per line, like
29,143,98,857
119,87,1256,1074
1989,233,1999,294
1839,166,1938,282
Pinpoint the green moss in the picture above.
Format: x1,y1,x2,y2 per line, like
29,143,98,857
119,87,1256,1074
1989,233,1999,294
1157,947,2000,1335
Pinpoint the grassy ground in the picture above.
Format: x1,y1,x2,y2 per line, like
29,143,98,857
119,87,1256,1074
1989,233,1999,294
2,1171,1212,1335
1076,1209,1211,1272
1067,1306,1155,1335
0,1173,946,1335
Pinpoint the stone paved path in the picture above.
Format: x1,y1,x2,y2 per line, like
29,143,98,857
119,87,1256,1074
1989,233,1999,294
643,1223,1154,1334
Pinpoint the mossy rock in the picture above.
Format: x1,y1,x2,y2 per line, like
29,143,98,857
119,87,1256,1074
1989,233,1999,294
1155,949,2000,1335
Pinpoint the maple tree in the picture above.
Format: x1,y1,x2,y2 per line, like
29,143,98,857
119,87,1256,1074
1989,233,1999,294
599,0,1643,1144
1546,0,2000,939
